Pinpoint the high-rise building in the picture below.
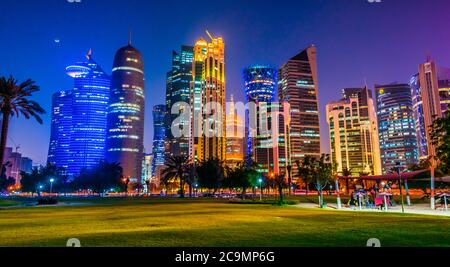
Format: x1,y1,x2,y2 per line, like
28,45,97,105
106,39,145,182
375,84,418,173
411,60,450,159
165,46,194,159
251,102,291,176
243,65,278,158
48,90,73,171
190,32,226,163
47,51,110,177
152,105,166,177
278,46,321,178
326,87,382,176
141,153,153,191
2,147,33,185
226,95,245,166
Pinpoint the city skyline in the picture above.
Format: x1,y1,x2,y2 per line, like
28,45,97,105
2,0,450,165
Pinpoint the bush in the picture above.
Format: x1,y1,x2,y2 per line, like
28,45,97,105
37,197,58,206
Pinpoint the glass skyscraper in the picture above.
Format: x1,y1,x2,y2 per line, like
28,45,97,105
375,84,418,173
47,51,110,177
165,46,193,159
106,40,145,182
152,105,166,177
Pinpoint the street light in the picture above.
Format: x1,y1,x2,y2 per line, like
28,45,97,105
49,178,55,196
258,178,263,201
396,162,405,214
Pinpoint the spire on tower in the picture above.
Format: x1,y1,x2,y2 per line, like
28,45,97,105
128,29,132,46
86,48,93,60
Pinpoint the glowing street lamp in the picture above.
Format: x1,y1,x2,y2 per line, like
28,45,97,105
49,178,55,195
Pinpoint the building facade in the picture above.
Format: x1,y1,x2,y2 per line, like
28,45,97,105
225,95,245,166
190,33,226,163
165,46,194,159
106,41,145,182
375,84,418,173
278,46,321,178
411,60,450,160
2,147,33,186
152,105,166,177
48,51,110,177
326,87,382,176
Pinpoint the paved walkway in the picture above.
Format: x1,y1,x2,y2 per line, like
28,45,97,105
296,203,450,217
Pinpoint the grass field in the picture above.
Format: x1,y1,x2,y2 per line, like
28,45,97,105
1,197,449,247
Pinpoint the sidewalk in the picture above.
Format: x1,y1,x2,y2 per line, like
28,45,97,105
296,203,450,217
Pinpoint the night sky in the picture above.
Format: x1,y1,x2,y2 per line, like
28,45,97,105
1,0,450,165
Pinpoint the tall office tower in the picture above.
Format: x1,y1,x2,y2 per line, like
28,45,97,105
190,32,226,163
326,87,382,176
411,60,450,159
106,39,145,182
375,84,418,173
47,51,110,177
243,65,277,158
278,46,321,178
410,74,428,159
47,90,73,171
225,95,245,167
2,148,33,185
252,102,291,176
152,105,166,177
165,46,194,159
141,153,153,191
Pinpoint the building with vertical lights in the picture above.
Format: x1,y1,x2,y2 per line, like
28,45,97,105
375,84,418,173
48,90,73,172
106,39,145,182
226,95,245,167
326,87,382,176
411,60,450,160
252,102,291,176
278,46,321,179
152,105,166,177
165,46,194,160
243,65,277,158
190,32,226,163
47,51,110,177
2,147,32,186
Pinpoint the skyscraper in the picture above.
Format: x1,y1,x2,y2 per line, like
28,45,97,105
278,46,321,178
190,32,226,163
106,39,145,182
243,65,278,158
411,60,450,159
375,84,418,173
326,87,381,176
47,51,110,177
48,90,73,172
226,95,245,166
152,105,166,177
165,46,194,159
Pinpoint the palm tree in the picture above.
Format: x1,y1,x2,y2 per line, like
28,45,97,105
342,167,352,195
161,155,189,198
0,76,45,165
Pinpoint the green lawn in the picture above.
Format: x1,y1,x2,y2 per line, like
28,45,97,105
0,198,449,247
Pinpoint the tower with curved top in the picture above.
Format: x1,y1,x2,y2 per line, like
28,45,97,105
106,39,145,182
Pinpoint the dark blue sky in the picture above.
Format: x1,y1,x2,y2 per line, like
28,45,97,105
1,0,450,165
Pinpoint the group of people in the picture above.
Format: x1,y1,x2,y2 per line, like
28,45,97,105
347,184,394,210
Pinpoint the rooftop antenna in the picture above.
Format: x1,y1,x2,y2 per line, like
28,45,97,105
128,29,132,46
426,51,432,62
206,30,214,41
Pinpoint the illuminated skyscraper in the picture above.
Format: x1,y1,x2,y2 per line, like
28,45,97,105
48,90,73,172
190,32,226,163
226,95,245,166
326,87,382,176
106,39,145,182
165,46,194,159
278,46,321,178
375,84,418,173
152,105,166,177
411,60,450,159
48,51,110,177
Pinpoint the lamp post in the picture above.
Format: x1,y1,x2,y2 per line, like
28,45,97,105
396,162,405,213
49,178,55,196
258,178,263,201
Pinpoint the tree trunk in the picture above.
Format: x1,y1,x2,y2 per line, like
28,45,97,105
278,184,284,205
0,111,11,169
